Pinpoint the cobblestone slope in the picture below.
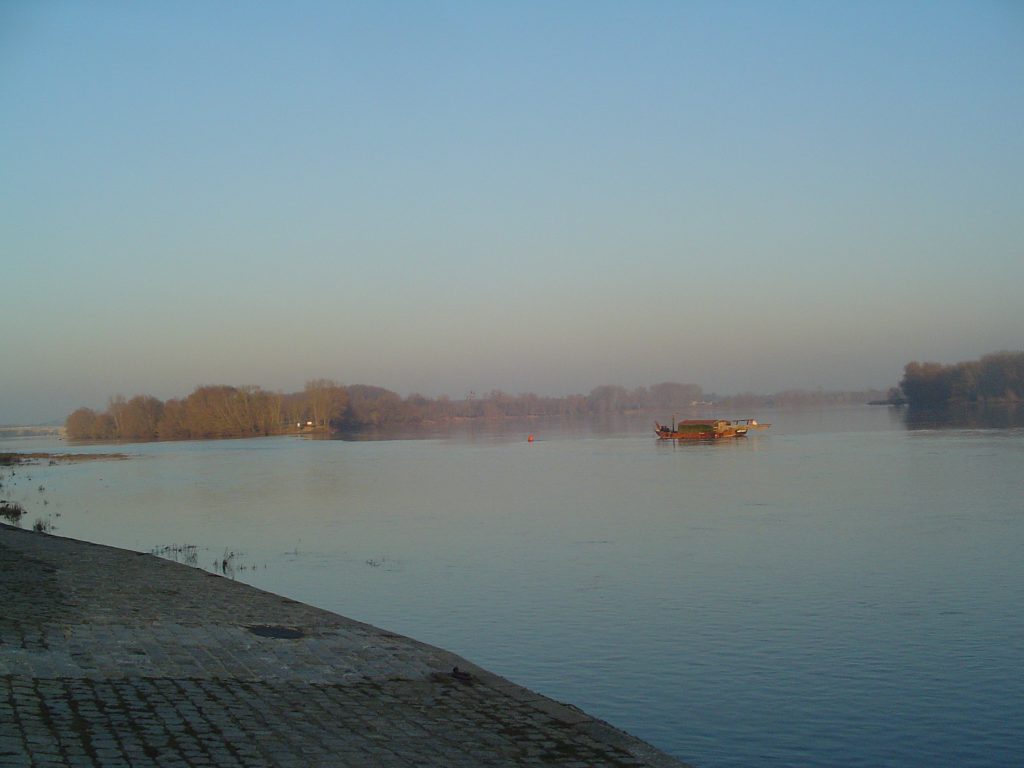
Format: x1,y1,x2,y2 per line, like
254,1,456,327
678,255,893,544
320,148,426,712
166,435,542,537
1,526,688,767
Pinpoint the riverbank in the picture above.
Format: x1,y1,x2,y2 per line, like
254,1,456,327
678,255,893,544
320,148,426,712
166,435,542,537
0,525,688,767
0,426,64,440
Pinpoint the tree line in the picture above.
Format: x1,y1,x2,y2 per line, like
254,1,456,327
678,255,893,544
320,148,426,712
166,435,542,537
898,351,1024,409
67,381,709,440
710,388,888,409
65,378,895,442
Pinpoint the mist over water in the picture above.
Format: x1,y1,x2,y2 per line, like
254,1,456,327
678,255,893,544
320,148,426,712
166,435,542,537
3,406,1022,767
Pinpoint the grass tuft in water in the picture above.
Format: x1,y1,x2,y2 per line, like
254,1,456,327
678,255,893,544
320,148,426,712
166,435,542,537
1,500,26,524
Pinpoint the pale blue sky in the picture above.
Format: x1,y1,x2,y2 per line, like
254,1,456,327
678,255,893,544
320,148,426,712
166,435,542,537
2,1,1022,423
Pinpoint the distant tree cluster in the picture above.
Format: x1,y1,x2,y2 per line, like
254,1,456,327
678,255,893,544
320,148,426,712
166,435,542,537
711,389,890,409
66,381,348,441
899,351,1024,408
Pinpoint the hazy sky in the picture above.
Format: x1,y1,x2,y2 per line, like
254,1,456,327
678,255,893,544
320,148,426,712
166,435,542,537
2,1,1022,424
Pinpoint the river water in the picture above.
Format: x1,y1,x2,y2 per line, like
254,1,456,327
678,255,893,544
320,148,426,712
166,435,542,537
2,406,1022,767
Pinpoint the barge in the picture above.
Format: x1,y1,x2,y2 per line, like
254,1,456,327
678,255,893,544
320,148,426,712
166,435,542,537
654,418,770,440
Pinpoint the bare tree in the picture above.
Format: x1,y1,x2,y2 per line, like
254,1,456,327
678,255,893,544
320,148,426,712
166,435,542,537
304,379,349,430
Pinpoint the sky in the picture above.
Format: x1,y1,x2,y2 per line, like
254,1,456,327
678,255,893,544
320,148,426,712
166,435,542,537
2,1,1022,424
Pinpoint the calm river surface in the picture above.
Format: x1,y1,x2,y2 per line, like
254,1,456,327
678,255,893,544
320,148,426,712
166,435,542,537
3,407,1022,767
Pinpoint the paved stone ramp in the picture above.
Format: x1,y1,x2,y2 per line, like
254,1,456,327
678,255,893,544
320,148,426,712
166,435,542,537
1,526,689,767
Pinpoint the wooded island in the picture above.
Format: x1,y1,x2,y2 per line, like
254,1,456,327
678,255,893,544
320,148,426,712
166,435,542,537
65,380,886,442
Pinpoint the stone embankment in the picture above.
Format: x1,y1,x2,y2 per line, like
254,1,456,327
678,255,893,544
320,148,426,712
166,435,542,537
1,525,689,767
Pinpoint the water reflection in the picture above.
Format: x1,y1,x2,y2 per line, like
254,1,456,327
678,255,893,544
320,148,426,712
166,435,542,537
325,414,654,442
901,402,1024,430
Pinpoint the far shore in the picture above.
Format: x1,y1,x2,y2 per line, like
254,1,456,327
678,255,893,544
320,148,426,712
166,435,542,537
1,451,128,465
0,425,65,439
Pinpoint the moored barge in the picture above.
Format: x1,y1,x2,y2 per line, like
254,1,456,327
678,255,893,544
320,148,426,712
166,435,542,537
654,418,769,440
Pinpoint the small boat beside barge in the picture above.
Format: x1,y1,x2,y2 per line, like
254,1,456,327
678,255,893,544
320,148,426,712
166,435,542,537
654,417,770,440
